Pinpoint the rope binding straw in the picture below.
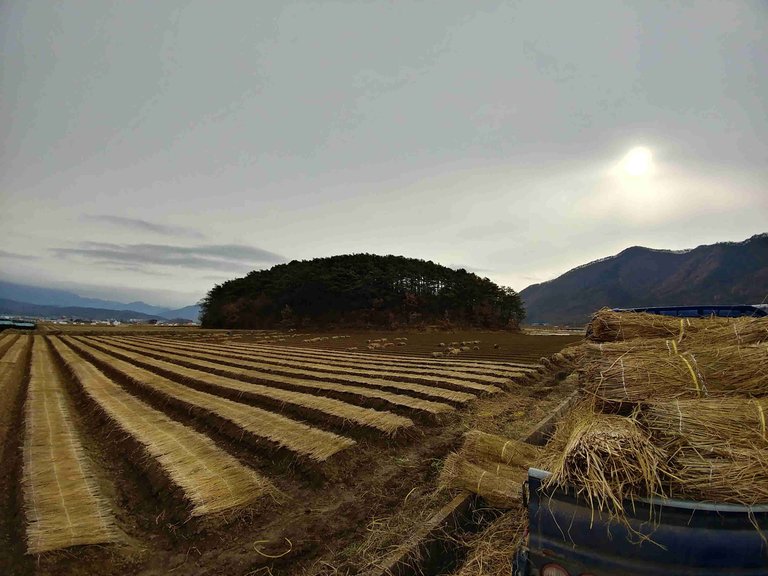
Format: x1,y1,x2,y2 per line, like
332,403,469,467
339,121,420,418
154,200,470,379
500,440,512,462
476,471,486,494
678,354,702,397
755,400,766,440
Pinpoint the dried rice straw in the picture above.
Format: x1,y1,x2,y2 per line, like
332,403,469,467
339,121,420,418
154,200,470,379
537,406,667,525
462,430,541,467
584,345,767,402
439,454,525,508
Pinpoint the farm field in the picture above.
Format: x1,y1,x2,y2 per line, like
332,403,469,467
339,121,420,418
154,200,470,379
0,328,578,575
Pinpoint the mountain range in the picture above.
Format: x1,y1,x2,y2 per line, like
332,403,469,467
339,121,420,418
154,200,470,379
519,233,768,326
0,281,200,321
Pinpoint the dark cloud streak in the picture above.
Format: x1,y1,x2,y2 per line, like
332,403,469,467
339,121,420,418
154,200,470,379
0,250,38,260
84,215,207,239
52,242,285,273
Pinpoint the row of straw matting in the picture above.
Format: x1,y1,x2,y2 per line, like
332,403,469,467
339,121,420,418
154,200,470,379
22,337,118,554
95,335,484,403
124,334,527,385
74,335,416,437
439,430,541,508
48,336,277,517
0,335,32,463
65,336,357,461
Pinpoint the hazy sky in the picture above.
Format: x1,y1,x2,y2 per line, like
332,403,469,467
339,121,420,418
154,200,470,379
1,1,766,307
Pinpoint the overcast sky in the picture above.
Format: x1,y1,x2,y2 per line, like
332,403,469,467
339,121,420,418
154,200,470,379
1,1,766,307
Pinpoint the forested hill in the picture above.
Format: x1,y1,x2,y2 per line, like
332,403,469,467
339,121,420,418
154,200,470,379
200,254,524,329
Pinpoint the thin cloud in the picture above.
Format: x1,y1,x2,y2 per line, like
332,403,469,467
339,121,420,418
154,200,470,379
0,250,37,260
52,242,285,273
84,215,207,239
447,263,493,275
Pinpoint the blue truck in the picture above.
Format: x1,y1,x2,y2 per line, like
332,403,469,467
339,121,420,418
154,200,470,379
514,468,768,576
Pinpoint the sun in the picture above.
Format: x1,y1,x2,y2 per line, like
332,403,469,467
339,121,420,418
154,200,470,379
622,147,653,177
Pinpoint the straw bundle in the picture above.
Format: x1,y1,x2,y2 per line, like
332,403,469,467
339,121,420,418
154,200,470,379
587,308,706,342
644,398,768,451
685,317,768,347
584,345,768,402
668,447,768,505
23,337,118,554
462,430,541,467
579,339,676,361
439,454,525,508
452,509,526,576
538,409,666,522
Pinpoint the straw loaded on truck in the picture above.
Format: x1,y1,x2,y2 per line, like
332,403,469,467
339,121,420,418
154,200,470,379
509,308,768,576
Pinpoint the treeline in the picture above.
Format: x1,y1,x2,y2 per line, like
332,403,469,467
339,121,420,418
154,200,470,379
200,254,525,330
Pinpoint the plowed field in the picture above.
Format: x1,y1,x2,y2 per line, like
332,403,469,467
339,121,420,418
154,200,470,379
0,328,578,575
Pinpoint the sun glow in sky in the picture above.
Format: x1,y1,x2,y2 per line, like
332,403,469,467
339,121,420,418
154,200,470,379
622,147,654,177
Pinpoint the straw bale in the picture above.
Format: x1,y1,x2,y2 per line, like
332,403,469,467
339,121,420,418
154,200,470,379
123,335,509,392
587,308,725,342
462,430,540,467
584,344,768,402
66,337,357,458
439,454,525,508
685,317,768,347
23,337,118,554
99,336,479,404
76,337,413,436
49,337,275,517
644,397,768,451
668,446,768,505
538,407,666,521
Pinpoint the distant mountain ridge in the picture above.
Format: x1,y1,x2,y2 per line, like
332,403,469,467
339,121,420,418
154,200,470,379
0,298,168,322
520,233,768,326
0,281,200,321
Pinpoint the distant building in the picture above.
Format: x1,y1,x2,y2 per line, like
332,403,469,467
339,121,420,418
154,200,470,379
0,318,37,331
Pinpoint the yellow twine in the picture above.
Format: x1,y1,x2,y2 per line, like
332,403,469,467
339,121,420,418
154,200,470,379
679,355,701,396
755,401,766,440
476,471,486,494
671,340,678,355
500,440,512,463
678,318,685,343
